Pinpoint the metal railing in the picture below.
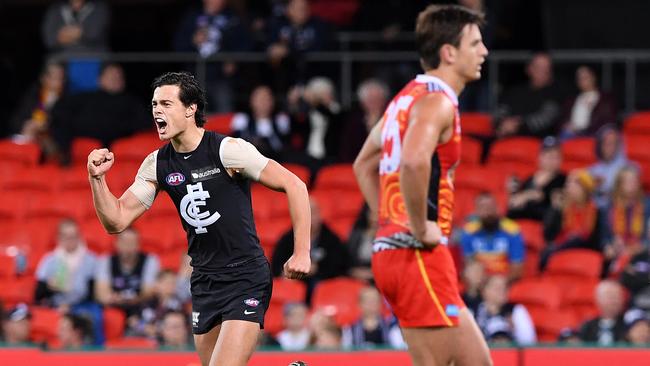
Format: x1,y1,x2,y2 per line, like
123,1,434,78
48,32,650,113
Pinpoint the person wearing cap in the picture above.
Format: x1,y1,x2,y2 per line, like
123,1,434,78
557,327,581,344
507,136,566,221
1,303,32,345
623,308,650,345
540,168,604,270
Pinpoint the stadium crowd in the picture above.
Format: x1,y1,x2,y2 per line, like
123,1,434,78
1,0,650,352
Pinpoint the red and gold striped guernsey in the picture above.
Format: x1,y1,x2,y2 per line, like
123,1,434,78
375,74,461,250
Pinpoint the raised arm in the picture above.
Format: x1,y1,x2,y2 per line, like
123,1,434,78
88,149,156,233
400,93,454,247
353,119,383,219
220,138,311,279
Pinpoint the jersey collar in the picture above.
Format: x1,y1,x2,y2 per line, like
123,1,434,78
415,74,459,106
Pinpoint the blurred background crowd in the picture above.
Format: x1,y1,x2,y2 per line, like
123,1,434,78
1,0,650,352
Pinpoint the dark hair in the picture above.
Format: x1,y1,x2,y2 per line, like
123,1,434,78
152,72,207,127
415,5,485,70
63,313,92,340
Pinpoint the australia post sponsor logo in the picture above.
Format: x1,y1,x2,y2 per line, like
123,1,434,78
191,166,221,182
166,172,185,186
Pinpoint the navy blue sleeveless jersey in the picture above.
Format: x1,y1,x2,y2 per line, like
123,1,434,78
155,131,264,272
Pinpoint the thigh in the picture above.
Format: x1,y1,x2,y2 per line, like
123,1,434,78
453,308,493,366
210,320,260,366
194,324,221,366
401,326,458,366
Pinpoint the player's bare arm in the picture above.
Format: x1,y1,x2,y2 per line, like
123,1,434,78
353,118,383,218
88,148,152,233
257,160,311,280
400,93,455,247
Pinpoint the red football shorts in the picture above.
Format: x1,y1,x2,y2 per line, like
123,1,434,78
372,246,464,328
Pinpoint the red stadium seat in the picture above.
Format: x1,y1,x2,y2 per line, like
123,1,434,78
626,136,650,163
623,111,650,136
111,135,163,164
159,249,184,272
0,191,30,221
142,194,178,221
515,219,545,252
454,165,507,194
136,217,185,253
509,278,562,311
256,218,291,249
25,192,92,222
314,164,358,191
639,161,650,192
560,279,599,323
1,165,61,193
0,276,36,307
452,188,477,224
271,279,307,304
264,302,284,336
522,250,540,278
79,218,116,255
30,306,61,343
60,166,93,194
460,112,493,137
0,254,16,278
561,137,596,172
105,337,157,350
104,307,127,341
0,139,40,166
461,136,483,165
484,160,537,181
204,113,234,135
545,249,603,279
312,277,366,326
71,137,103,166
251,185,290,220
487,137,541,165
527,308,579,342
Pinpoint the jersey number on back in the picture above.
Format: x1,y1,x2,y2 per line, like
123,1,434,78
379,95,413,175
180,182,221,234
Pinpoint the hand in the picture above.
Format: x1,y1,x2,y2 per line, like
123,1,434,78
88,148,115,178
192,28,208,46
283,252,311,280
57,25,82,45
414,220,442,249
497,116,521,137
268,43,289,64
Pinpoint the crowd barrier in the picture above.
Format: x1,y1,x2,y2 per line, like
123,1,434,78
2,347,649,366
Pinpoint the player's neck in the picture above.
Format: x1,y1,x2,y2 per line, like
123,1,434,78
170,126,205,153
424,69,466,96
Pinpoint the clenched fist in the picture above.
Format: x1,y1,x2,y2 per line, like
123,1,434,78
283,252,311,280
88,148,115,178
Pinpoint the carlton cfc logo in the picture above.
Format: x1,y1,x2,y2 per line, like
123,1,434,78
166,172,185,186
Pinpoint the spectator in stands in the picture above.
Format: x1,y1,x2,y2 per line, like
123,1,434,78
460,192,525,282
271,198,350,302
158,311,192,350
8,62,65,162
58,313,93,349
483,316,514,345
603,166,650,276
474,275,537,345
462,261,487,315
42,0,110,54
620,246,650,312
342,286,391,349
35,218,97,309
95,228,160,319
590,125,631,207
541,169,603,270
275,302,310,351
1,303,32,345
339,78,390,163
267,0,331,92
311,321,342,350
578,280,627,345
287,77,343,167
173,0,253,112
494,53,567,138
507,136,566,221
557,328,582,344
129,270,185,338
41,0,110,92
231,85,291,161
347,205,375,281
559,65,618,140
50,63,150,164
623,308,650,345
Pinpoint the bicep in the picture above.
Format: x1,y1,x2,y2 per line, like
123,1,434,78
117,189,150,224
258,160,302,192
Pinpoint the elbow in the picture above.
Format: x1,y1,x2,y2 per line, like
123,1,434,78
104,220,127,235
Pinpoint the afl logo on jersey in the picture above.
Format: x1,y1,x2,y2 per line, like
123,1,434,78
166,172,185,186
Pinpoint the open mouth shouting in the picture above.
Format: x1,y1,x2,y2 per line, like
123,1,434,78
155,117,168,134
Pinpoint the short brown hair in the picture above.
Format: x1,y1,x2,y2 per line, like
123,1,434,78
415,5,485,70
